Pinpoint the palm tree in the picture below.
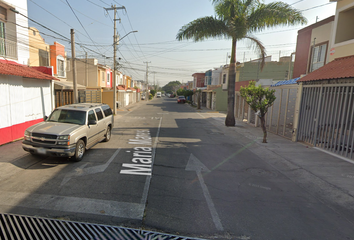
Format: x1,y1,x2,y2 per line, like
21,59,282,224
176,0,307,126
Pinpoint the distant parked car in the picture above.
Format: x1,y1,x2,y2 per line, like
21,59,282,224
177,96,186,104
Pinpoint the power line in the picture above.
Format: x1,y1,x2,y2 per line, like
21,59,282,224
64,0,104,56
300,3,333,12
11,8,70,41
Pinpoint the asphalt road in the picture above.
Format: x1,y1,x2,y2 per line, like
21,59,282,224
1,97,354,239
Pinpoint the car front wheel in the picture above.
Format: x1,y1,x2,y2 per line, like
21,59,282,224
104,126,111,142
73,139,85,162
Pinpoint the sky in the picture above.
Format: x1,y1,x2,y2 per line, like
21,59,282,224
26,0,336,86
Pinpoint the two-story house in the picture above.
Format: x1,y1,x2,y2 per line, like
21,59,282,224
192,72,205,106
0,0,58,145
273,0,354,161
0,0,29,64
292,16,334,78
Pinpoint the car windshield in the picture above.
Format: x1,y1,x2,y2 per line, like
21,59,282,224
179,96,185,99
47,109,86,125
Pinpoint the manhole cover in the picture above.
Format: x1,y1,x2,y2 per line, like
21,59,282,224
245,167,278,177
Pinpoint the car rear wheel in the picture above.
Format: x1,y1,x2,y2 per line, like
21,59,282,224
104,126,111,142
73,139,85,162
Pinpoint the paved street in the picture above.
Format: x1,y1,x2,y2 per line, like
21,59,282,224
1,97,354,239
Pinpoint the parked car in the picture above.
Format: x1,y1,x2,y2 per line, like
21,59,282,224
177,96,186,104
22,103,114,161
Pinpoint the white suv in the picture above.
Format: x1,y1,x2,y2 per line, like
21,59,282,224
22,103,114,161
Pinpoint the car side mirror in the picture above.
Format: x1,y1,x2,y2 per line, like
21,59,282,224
43,116,48,121
88,120,97,125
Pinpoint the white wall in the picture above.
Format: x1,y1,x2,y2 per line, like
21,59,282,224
0,75,52,129
212,68,222,85
2,0,30,64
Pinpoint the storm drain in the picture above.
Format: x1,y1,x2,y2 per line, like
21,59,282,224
0,213,202,240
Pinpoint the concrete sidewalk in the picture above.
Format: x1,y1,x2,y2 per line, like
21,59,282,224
194,106,354,219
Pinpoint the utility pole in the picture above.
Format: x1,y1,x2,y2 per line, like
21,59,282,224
105,5,125,115
144,61,151,101
85,52,88,87
71,29,78,103
153,72,156,90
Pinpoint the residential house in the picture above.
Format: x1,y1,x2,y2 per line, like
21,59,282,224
192,72,205,106
239,56,292,83
50,42,66,80
203,68,223,110
204,70,212,86
117,71,124,86
221,65,229,90
28,27,50,67
211,68,222,85
329,0,354,61
134,80,145,91
0,60,58,145
192,72,205,89
0,0,59,145
260,16,334,143
187,81,193,90
97,63,111,89
0,0,29,64
265,0,354,162
292,16,334,78
126,75,132,88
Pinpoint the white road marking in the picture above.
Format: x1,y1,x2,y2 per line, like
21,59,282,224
0,190,144,219
60,149,121,186
140,117,162,205
186,153,224,231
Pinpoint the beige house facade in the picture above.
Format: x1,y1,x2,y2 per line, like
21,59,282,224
329,0,354,61
28,27,50,67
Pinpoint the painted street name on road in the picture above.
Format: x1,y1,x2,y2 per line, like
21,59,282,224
120,130,153,176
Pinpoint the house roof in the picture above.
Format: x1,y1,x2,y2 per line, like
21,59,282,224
0,60,58,80
297,56,354,82
53,80,86,90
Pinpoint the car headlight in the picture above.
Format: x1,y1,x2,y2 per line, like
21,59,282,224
58,135,70,140
24,130,31,140
57,135,70,145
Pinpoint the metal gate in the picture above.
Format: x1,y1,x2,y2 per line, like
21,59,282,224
79,90,102,103
266,87,298,139
297,84,354,159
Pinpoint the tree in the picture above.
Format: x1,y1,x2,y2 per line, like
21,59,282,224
176,88,185,96
162,81,181,94
150,89,156,96
176,0,306,126
240,81,276,143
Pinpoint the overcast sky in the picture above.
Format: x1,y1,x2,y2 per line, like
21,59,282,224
27,0,336,86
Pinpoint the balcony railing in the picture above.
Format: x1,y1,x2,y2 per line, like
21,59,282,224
0,37,18,60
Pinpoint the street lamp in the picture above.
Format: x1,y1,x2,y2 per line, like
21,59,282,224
115,30,138,45
113,30,137,115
